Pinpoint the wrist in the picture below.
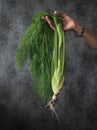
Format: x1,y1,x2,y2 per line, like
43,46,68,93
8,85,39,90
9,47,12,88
72,21,80,32
73,21,85,36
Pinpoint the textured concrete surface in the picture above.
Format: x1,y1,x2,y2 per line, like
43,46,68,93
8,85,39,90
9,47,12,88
0,0,97,130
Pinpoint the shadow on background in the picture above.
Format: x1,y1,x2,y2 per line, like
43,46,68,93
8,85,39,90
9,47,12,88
0,103,60,130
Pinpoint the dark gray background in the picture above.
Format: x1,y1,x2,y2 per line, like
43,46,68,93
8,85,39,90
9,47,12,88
0,0,97,130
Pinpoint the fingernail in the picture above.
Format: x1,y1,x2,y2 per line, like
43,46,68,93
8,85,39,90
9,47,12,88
54,11,57,14
42,16,44,19
46,16,48,19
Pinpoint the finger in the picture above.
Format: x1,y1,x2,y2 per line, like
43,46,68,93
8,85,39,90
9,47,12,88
54,11,63,17
42,16,47,22
42,16,54,29
45,16,54,30
54,11,67,19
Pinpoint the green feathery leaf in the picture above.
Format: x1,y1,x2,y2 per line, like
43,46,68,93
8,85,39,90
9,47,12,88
16,12,54,102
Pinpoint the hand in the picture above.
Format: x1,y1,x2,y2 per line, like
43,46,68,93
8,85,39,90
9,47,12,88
42,11,77,31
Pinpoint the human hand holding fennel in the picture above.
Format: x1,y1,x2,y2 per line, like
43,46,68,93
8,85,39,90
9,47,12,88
42,11,97,49
42,11,77,31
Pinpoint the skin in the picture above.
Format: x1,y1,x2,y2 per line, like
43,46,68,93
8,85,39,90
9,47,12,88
42,11,97,49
